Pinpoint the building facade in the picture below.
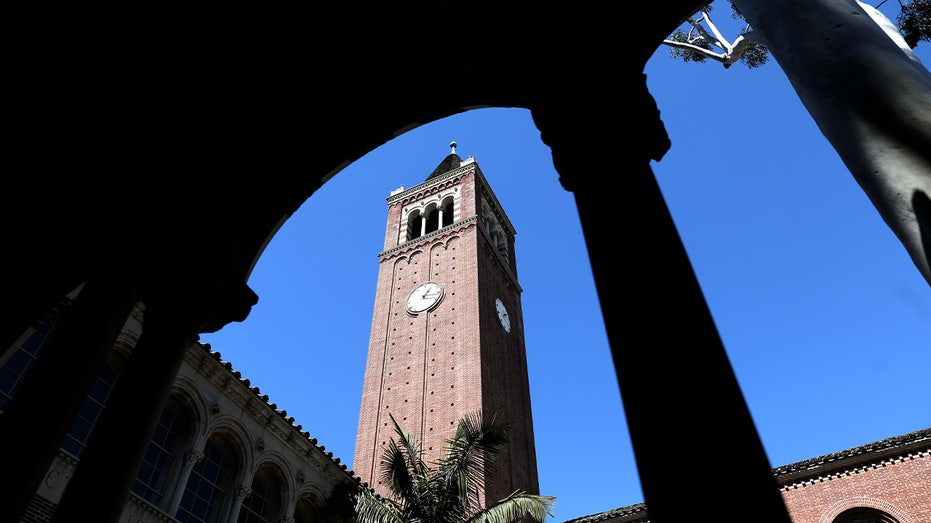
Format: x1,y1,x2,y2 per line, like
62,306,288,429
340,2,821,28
6,292,927,523
353,144,540,506
564,427,931,523
3,295,360,523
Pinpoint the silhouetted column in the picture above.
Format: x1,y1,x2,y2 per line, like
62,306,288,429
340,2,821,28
0,277,138,523
50,278,257,523
50,295,198,523
533,73,792,523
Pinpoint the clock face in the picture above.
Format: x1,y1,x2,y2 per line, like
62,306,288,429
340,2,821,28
495,298,511,333
407,282,443,313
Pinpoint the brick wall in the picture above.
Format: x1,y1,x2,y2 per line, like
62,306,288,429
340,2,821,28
780,451,929,523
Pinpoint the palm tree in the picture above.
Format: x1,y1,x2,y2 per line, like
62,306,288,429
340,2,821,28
354,410,556,523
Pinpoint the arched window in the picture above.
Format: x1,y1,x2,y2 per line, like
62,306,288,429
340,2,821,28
404,194,457,243
176,435,237,523
238,465,284,523
61,358,119,458
1,288,80,413
0,321,54,413
442,200,454,227
496,231,509,262
132,396,191,506
292,496,317,523
833,507,899,523
424,206,440,234
408,212,423,241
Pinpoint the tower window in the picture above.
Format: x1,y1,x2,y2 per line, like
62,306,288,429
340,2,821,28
403,193,458,242
408,213,424,241
424,207,440,234
481,201,510,263
442,200,454,227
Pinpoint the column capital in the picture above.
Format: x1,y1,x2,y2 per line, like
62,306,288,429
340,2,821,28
530,73,671,193
184,449,205,466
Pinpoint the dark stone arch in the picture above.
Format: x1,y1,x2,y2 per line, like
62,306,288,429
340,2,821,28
1,3,798,522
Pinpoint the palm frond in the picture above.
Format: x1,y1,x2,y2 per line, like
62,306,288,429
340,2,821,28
467,491,557,523
393,413,429,478
437,411,510,511
354,485,407,523
380,439,413,500
379,413,430,502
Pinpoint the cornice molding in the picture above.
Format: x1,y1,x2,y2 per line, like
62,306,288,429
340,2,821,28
563,502,649,523
185,343,360,486
379,216,477,260
386,160,515,236
377,216,521,291
774,428,931,490
388,164,473,207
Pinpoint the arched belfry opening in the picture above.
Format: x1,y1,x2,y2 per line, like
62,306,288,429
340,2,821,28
423,203,440,233
408,211,424,241
441,198,454,228
403,189,460,243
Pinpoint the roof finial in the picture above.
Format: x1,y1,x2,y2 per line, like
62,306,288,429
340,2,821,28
450,141,457,154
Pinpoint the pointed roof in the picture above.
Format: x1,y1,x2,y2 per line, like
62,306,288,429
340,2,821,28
426,140,463,180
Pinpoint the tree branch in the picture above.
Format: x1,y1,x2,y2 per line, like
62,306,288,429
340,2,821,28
663,39,729,64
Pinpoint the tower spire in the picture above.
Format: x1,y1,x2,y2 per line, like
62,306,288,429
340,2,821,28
426,142,464,180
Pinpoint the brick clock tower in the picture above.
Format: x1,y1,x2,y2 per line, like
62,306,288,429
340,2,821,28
354,142,540,507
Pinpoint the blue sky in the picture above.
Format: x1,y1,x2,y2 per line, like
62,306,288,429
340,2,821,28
201,8,930,522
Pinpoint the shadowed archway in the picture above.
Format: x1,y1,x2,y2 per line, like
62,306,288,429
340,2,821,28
0,4,793,522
